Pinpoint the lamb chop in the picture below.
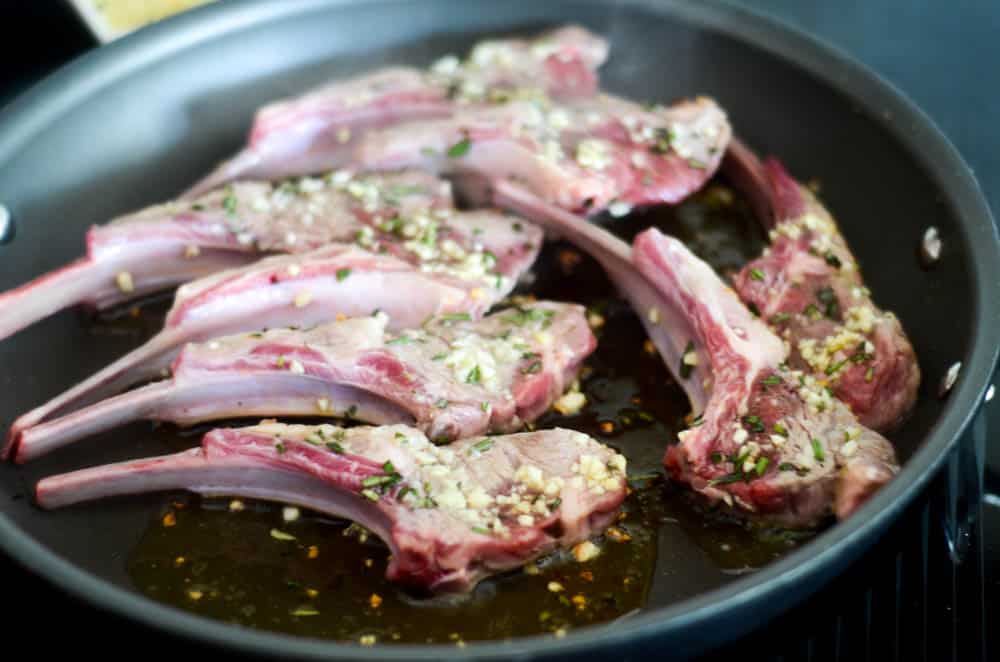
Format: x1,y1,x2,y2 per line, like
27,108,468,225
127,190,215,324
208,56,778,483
634,228,898,525
494,181,713,416
492,178,898,524
724,141,920,431
4,221,542,457
355,93,731,215
0,170,453,342
14,302,593,462
35,422,628,593
185,25,608,196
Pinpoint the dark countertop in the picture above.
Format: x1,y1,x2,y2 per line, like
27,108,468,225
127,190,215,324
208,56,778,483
0,0,996,657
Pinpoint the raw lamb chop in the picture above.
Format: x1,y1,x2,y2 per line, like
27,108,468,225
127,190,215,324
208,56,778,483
492,178,898,524
14,302,593,461
3,221,541,457
185,25,608,196
355,93,731,215
633,228,898,525
35,422,628,593
0,170,451,342
724,141,920,431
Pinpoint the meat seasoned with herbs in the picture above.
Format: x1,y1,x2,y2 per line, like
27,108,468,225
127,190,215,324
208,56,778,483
186,25,609,196
633,229,898,525
35,422,627,593
725,141,920,431
4,213,542,458
0,169,524,341
355,93,730,215
15,302,593,461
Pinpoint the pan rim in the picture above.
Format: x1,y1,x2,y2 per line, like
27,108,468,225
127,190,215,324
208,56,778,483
0,0,997,658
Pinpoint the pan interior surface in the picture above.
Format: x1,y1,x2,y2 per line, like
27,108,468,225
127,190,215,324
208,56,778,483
0,0,994,658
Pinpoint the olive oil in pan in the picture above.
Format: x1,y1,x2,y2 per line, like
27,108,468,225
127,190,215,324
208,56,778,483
122,180,812,641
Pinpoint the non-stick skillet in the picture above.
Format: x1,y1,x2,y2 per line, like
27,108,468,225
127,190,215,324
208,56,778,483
0,0,997,659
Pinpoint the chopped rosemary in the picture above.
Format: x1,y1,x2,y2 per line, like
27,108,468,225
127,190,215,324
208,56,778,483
755,457,770,476
811,438,825,462
222,186,237,216
770,311,791,324
742,415,765,433
447,136,471,158
470,438,494,454
521,360,543,375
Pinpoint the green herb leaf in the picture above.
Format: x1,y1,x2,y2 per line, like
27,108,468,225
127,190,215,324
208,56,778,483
466,365,482,384
222,186,237,216
811,438,825,463
521,360,543,375
274,442,286,454
336,267,351,282
824,252,842,268
770,311,791,324
326,441,345,454
755,457,770,476
447,136,471,158
761,375,782,388
742,415,765,433
749,268,765,281
825,359,847,376
470,438,494,455
816,287,839,319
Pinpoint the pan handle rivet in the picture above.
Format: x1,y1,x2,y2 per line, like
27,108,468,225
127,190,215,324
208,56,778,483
0,204,12,244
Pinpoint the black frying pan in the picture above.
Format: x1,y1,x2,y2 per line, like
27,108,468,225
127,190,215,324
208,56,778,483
0,0,997,659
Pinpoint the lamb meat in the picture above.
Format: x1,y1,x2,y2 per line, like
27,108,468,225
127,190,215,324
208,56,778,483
3,221,541,457
492,177,898,524
35,422,627,593
724,141,920,431
0,170,451,342
15,302,593,461
493,180,713,415
633,228,898,526
185,25,608,196
355,93,731,215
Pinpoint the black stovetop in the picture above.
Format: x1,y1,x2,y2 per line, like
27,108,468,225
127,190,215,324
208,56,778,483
0,2,996,659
